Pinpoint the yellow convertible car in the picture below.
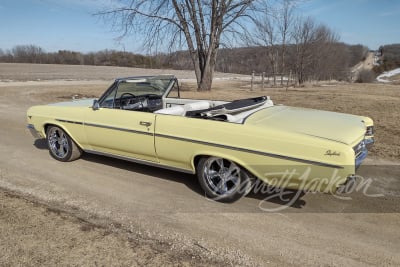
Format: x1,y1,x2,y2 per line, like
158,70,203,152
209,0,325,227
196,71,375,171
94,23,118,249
27,75,374,202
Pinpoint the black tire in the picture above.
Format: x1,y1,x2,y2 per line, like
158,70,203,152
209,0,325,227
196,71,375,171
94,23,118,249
196,157,254,202
46,126,82,162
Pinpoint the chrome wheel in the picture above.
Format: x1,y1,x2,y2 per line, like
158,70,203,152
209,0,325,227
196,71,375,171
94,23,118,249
46,125,82,162
203,157,241,196
197,156,254,202
48,127,69,159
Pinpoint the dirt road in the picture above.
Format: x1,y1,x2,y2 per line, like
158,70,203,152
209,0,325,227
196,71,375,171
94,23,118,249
1,65,400,266
351,52,375,81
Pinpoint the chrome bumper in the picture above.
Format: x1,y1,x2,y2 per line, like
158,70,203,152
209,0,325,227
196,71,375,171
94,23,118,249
354,137,374,170
27,124,43,139
364,137,374,148
355,148,368,169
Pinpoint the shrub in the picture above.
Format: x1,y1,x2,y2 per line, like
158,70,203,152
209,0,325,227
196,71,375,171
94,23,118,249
355,69,376,83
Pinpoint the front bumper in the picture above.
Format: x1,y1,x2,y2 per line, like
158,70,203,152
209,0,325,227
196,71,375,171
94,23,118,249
27,124,43,139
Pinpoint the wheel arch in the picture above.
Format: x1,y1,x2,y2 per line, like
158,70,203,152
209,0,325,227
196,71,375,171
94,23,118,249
43,122,83,150
192,153,258,180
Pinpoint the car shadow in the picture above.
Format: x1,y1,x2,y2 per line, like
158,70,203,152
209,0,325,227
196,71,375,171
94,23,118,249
33,139,48,150
80,153,204,196
246,188,306,209
81,153,308,209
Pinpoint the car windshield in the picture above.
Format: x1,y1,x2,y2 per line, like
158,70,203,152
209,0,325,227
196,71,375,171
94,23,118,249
99,76,175,108
117,77,173,97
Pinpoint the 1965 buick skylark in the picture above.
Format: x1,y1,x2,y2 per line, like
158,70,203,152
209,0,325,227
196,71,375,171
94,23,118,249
27,75,374,202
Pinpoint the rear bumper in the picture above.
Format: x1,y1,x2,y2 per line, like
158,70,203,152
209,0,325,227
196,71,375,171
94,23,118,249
355,148,368,169
27,124,43,139
364,137,374,148
354,137,374,170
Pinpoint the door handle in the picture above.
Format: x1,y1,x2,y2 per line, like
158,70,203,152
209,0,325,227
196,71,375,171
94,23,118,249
140,121,152,127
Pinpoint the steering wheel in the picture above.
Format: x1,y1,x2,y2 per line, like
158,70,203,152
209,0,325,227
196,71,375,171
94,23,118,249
119,93,136,109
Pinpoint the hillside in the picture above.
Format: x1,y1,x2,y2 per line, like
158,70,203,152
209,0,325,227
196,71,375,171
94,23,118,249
374,44,400,73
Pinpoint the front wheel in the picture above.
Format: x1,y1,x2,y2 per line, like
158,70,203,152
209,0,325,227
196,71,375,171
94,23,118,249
47,126,82,162
196,157,254,202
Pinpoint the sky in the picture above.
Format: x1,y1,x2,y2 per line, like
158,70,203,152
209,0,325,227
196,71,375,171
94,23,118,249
0,0,399,54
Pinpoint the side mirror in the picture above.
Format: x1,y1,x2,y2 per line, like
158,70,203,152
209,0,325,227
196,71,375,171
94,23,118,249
92,99,100,110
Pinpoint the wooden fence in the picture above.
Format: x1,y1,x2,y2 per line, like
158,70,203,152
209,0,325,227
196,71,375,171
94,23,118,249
250,71,296,91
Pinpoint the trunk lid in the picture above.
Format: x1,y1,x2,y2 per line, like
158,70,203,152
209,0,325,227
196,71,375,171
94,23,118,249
245,106,366,145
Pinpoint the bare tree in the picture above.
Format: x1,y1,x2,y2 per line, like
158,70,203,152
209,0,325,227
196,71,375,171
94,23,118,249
248,10,279,85
291,17,317,84
99,1,262,91
244,0,295,86
277,0,295,85
310,25,341,81
291,17,341,84
12,45,45,63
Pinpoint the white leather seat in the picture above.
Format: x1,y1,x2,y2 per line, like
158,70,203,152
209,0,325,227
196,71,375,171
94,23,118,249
183,101,210,113
155,101,211,116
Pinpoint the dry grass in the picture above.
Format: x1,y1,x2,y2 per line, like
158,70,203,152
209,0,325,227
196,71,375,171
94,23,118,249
0,190,220,266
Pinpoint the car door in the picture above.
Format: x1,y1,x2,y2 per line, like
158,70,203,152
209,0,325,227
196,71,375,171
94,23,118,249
84,108,157,162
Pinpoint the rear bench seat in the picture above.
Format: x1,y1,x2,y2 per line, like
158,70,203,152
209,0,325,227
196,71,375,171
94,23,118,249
154,100,273,123
154,101,210,116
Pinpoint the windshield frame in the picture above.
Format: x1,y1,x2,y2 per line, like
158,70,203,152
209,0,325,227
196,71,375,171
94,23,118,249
97,75,177,109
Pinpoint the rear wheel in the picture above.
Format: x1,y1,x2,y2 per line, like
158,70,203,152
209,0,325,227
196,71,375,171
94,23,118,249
47,126,81,162
196,157,254,202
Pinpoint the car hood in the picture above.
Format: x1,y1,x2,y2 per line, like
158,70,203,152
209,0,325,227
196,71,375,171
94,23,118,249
245,105,366,145
47,98,96,107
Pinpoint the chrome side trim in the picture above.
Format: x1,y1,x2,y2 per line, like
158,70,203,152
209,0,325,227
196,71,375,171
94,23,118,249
55,118,153,137
55,119,84,125
84,122,154,136
155,133,344,169
84,149,194,174
55,119,344,169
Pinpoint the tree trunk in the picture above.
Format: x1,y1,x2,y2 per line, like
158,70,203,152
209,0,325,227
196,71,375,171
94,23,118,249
198,54,214,91
196,46,218,91
198,69,213,91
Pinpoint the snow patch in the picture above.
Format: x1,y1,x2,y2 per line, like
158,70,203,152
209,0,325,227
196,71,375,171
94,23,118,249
376,68,400,83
